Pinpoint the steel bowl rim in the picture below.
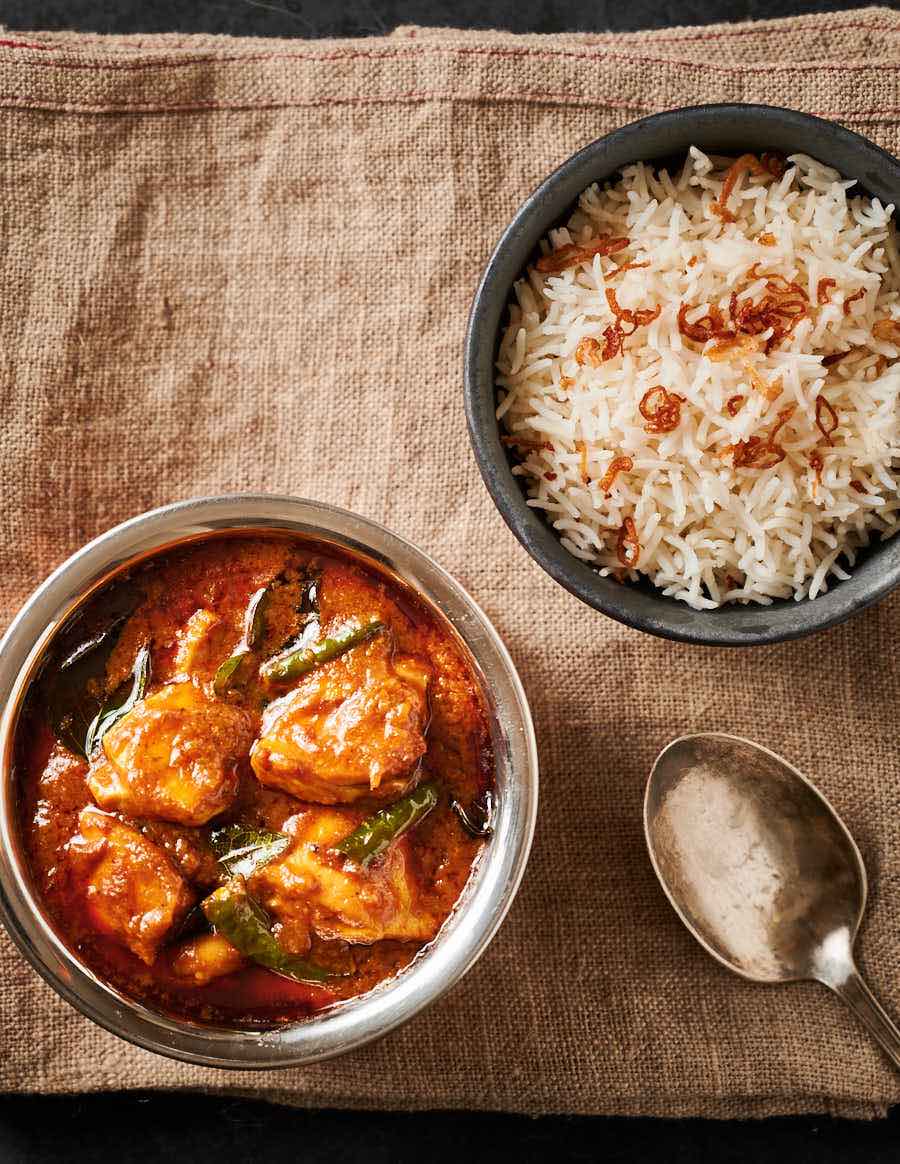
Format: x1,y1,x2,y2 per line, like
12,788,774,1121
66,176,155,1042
0,493,539,1068
464,102,900,646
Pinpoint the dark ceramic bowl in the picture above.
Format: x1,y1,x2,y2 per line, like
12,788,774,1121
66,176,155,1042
464,104,900,646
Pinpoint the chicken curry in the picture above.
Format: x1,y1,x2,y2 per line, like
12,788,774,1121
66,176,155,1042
15,536,494,1025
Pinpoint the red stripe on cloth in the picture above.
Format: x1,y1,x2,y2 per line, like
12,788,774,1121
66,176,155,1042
0,89,895,122
0,38,53,50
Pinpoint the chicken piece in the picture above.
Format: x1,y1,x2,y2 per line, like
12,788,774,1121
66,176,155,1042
170,932,246,985
172,608,219,678
87,680,255,826
65,806,193,964
138,820,222,889
249,807,439,948
251,636,431,804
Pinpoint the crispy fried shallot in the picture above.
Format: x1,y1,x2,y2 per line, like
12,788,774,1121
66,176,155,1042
843,288,865,316
745,266,809,300
822,349,850,367
729,287,808,353
536,234,629,274
726,394,746,416
706,334,759,361
608,260,650,278
817,278,836,305
871,354,888,378
571,288,660,366
575,439,590,483
680,264,810,354
770,403,797,442
677,302,730,344
616,516,640,568
710,154,769,222
731,438,784,470
814,395,839,446
708,340,784,402
639,385,685,434
597,455,633,495
741,358,783,403
758,232,777,247
576,318,632,365
809,450,824,492
731,404,796,469
601,323,625,361
575,337,602,367
850,480,866,494
872,318,900,343
605,287,661,331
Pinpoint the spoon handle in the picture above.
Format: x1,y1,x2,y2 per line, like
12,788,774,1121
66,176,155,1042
830,964,900,1070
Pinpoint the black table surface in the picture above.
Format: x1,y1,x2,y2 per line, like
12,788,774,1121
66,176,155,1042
3,0,900,1159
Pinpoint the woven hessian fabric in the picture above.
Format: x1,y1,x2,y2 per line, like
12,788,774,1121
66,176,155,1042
1,6,899,1118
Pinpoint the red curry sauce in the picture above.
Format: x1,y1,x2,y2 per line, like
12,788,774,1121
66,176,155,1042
15,536,493,1026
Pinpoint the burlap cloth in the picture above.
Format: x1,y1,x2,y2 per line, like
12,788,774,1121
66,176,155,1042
0,5,898,1119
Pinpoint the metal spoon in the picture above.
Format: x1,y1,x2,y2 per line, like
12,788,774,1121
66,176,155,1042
644,732,900,1070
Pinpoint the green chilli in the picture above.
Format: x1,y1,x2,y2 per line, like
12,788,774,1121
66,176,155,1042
261,620,384,684
209,823,290,878
201,880,329,983
336,781,439,867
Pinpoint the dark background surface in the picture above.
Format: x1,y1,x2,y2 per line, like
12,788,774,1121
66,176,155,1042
3,0,900,1160
2,0,888,38
0,1092,899,1163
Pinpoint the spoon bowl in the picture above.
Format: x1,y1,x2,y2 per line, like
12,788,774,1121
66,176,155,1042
645,733,900,1069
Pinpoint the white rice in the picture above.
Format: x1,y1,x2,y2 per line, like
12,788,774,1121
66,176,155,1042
496,149,900,609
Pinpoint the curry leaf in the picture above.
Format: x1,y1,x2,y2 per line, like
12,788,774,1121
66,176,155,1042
201,880,329,983
212,650,251,699
209,823,290,878
212,581,277,697
244,585,269,650
451,790,495,838
84,643,151,759
299,573,320,618
57,623,123,673
216,569,324,696
47,614,131,759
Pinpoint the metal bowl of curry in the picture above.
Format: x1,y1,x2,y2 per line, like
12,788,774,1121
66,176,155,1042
0,495,538,1067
